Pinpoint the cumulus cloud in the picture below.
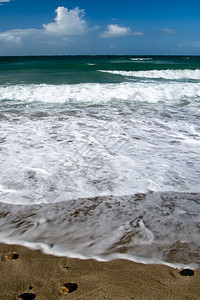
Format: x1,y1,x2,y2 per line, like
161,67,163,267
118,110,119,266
0,6,89,53
160,28,176,35
100,24,131,38
43,6,87,35
100,24,143,38
0,0,11,3
0,5,144,54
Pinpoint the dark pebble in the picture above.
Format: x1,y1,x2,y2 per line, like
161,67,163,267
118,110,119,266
61,283,78,293
18,293,36,300
179,269,194,276
5,253,19,260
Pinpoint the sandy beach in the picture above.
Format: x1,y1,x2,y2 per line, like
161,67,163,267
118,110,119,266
0,243,199,300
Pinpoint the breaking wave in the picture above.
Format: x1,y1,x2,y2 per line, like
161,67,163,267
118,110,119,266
0,81,200,104
98,69,200,80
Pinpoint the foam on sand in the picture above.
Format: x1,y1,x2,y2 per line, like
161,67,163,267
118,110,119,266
0,193,199,268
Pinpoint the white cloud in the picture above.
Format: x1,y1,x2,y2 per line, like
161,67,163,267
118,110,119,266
0,5,144,54
100,24,143,38
0,0,10,5
132,31,144,36
0,6,89,53
0,29,24,45
160,28,176,35
178,41,200,48
43,6,87,35
100,24,131,38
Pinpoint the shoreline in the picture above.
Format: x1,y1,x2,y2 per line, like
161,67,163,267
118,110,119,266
0,243,200,299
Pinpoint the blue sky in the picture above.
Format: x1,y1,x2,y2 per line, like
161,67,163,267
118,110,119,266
0,0,200,55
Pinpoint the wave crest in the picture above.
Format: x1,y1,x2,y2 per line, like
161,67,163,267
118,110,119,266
0,81,200,104
98,69,200,80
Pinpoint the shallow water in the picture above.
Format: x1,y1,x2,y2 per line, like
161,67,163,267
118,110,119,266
0,192,200,268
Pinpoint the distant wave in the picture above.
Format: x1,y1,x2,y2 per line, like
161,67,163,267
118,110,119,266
98,69,200,80
131,58,153,61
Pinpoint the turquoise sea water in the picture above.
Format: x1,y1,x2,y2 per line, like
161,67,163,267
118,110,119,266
1,55,200,85
0,56,200,268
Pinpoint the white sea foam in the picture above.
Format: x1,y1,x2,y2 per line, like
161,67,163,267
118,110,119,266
0,80,200,104
99,69,200,80
0,185,17,194
0,96,199,206
1,238,198,269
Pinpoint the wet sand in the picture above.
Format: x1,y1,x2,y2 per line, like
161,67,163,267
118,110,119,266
0,243,199,300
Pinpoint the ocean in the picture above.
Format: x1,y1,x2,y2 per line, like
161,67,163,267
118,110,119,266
0,55,200,268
